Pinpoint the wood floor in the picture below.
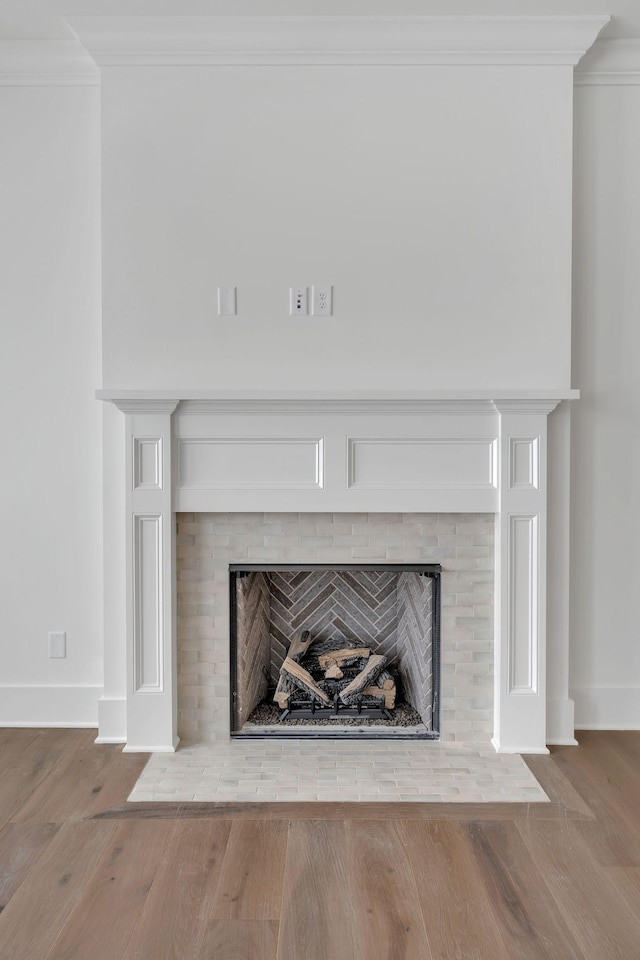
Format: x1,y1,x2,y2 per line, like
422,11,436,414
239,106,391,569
1,730,640,959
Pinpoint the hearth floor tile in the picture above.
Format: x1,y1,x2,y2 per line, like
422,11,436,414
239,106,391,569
127,739,549,804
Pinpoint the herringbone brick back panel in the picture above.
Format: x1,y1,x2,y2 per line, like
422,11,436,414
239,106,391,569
268,569,401,682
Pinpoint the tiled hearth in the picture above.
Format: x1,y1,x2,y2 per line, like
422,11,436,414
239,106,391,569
177,512,494,743
129,739,548,803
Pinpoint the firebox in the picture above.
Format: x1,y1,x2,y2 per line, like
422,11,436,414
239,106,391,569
229,563,441,739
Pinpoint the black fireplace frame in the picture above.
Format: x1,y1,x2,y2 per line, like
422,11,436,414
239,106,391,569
229,562,441,740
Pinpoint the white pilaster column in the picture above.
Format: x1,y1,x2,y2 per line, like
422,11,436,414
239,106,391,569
493,400,560,754
114,399,179,752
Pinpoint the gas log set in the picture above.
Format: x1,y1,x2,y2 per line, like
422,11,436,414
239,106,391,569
273,629,397,721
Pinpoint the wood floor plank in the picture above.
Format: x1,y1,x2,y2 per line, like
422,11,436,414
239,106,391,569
85,748,149,816
46,819,177,960
517,818,640,960
607,729,640,766
277,820,355,960
403,820,510,960
523,753,592,818
0,728,80,829
551,745,640,866
12,735,119,824
210,820,288,920
0,821,59,913
568,731,640,835
0,819,117,960
1,730,640,960
121,819,232,960
467,819,588,960
0,727,41,762
345,819,432,960
198,920,279,960
92,799,570,821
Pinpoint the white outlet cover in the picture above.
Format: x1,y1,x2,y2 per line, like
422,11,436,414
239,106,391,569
311,284,333,316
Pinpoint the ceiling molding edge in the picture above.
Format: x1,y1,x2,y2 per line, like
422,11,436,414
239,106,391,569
0,39,99,86
575,39,640,85
67,15,609,68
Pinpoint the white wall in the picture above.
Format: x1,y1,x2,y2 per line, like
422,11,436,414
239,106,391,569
0,85,103,725
1,20,639,734
570,82,640,728
101,64,574,391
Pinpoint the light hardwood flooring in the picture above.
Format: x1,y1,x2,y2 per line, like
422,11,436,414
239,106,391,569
1,728,640,958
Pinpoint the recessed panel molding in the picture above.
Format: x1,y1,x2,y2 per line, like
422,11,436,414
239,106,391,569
509,437,539,490
348,437,497,489
133,437,162,490
508,514,539,695
178,437,324,490
133,514,164,692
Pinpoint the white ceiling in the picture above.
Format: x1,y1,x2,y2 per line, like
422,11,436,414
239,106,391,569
0,0,637,43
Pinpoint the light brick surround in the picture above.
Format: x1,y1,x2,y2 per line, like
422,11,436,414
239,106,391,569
176,512,494,744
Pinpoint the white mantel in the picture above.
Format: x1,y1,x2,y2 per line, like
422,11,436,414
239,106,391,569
99,389,577,754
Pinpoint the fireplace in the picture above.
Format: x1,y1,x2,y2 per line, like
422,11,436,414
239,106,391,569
100,390,575,754
175,509,495,744
228,562,441,739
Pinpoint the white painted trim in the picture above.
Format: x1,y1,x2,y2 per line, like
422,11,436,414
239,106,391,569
97,696,127,743
67,15,608,67
347,437,497,491
575,725,640,731
177,436,325,491
98,389,581,403
133,514,164,693
546,696,577,745
0,39,99,86
123,739,180,753
575,39,640,85
572,687,640,729
508,515,539,695
491,737,550,755
0,685,101,726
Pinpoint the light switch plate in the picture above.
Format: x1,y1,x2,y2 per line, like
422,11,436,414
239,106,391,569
217,286,237,316
49,631,66,658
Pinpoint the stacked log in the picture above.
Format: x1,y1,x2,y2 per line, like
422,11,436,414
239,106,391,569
338,654,387,704
273,629,397,715
273,630,313,709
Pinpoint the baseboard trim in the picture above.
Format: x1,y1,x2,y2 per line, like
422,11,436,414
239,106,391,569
97,696,127,743
575,723,640,731
123,737,180,754
0,685,101,726
546,696,576,745
572,686,640,729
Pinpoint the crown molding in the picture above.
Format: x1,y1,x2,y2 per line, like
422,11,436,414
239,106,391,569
574,39,640,85
97,389,579,418
0,39,99,86
67,15,609,68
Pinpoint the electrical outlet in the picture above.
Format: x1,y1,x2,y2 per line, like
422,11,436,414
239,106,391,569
311,284,333,316
289,287,308,316
48,631,66,658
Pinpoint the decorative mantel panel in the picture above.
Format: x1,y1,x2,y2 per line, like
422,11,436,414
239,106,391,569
101,390,577,754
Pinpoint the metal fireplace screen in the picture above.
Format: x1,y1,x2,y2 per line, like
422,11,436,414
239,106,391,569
229,564,441,739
